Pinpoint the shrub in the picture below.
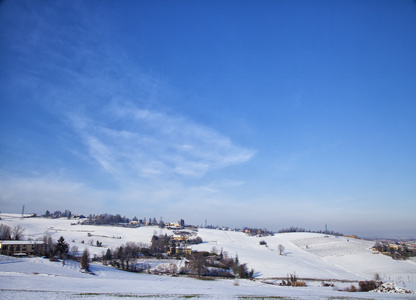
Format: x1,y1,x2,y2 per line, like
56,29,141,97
359,280,381,292
49,257,59,262
322,282,334,287
292,281,306,287
281,273,303,286
348,285,357,292
339,285,358,292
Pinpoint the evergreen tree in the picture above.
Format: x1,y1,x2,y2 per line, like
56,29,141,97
55,236,69,257
105,248,112,260
80,248,90,271
233,255,239,275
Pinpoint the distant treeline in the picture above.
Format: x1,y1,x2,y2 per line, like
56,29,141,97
82,213,131,225
278,226,343,236
42,210,166,227
41,209,344,236
44,210,74,218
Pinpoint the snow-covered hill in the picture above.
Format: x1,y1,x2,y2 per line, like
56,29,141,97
1,213,415,299
194,229,416,285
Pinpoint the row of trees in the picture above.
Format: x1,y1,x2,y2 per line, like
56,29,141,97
83,214,130,225
43,235,90,271
101,240,254,279
44,210,73,218
80,214,167,227
278,226,343,236
40,210,181,229
101,233,204,271
0,224,25,240
180,251,254,278
103,242,149,271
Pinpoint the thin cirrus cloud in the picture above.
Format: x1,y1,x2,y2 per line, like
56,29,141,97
70,104,256,184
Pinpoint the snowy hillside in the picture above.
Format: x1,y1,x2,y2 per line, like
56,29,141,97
3,254,413,299
194,229,416,285
1,213,415,299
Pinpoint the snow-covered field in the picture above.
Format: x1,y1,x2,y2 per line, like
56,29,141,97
1,213,415,299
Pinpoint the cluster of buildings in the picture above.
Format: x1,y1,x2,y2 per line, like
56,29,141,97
167,234,192,256
372,239,416,259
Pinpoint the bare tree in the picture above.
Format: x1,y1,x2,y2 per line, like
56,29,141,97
70,245,79,258
0,224,11,240
210,246,218,255
43,235,54,256
278,244,285,255
12,225,25,240
124,242,140,270
189,252,207,277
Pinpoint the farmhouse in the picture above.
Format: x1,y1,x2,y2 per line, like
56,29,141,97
172,235,189,242
168,246,192,256
165,222,183,230
0,240,46,256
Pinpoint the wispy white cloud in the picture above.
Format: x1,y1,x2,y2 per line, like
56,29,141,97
69,104,255,184
4,0,256,184
1,1,256,220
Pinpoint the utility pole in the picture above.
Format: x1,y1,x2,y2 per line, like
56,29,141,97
21,205,25,218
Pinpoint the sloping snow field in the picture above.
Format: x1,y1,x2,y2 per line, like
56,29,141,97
1,213,415,299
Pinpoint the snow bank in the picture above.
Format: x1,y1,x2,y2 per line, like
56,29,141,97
371,282,414,294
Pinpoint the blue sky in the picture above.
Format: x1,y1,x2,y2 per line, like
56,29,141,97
1,0,415,237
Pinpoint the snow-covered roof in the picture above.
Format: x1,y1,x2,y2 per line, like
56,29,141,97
0,240,45,245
